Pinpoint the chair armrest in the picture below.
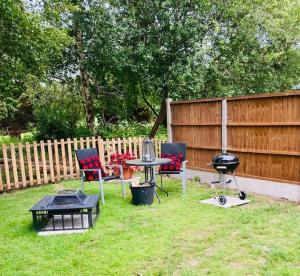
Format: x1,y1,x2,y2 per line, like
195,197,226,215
103,164,124,178
104,164,122,169
80,169,103,172
80,169,103,181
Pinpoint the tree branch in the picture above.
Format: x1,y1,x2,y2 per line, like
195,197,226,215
141,89,158,116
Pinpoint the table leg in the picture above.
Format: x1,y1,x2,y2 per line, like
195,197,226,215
144,165,168,203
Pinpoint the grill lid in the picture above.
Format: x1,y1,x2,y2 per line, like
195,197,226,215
212,153,239,164
212,153,240,173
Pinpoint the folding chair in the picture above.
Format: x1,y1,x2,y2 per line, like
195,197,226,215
75,148,125,205
157,143,188,195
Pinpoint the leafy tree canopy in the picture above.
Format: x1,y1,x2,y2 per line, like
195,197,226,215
0,0,299,138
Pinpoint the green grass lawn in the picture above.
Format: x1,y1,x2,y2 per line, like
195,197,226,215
0,178,299,276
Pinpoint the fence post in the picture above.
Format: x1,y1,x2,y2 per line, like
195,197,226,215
105,139,111,164
128,137,132,154
92,136,96,148
86,137,90,148
73,138,80,177
166,98,173,143
26,142,34,186
47,140,55,183
80,137,84,149
2,144,10,190
0,163,3,191
61,139,67,179
122,137,127,153
40,141,48,184
18,143,26,187
221,99,228,153
111,138,116,153
133,137,139,158
138,137,142,158
10,143,19,189
117,138,122,153
53,140,61,181
67,138,74,179
98,137,105,165
33,142,41,185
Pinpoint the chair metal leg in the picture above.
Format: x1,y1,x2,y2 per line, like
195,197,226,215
120,166,126,198
99,180,105,205
182,168,187,195
121,178,125,198
81,176,85,192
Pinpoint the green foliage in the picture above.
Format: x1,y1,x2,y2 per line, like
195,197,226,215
0,132,34,147
111,0,300,100
97,121,167,139
0,0,299,139
32,84,86,140
0,0,71,126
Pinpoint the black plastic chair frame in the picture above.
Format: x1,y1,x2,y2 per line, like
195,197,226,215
157,143,188,195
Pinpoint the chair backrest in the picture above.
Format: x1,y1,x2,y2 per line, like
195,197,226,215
75,148,99,169
161,143,186,161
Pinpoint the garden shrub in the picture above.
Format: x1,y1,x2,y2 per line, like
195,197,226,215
32,85,85,140
96,121,167,139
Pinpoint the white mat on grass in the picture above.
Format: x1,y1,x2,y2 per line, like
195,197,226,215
38,229,87,236
199,196,251,208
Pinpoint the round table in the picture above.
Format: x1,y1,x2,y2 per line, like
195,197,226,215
125,158,171,203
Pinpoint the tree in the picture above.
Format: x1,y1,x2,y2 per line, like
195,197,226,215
111,0,300,136
0,0,69,128
111,0,205,136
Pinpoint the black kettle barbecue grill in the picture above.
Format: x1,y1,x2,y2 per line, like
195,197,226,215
211,153,246,205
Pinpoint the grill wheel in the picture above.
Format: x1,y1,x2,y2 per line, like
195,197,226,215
239,191,247,200
218,195,227,205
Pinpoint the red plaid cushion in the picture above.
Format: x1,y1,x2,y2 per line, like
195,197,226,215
79,155,106,181
159,153,183,171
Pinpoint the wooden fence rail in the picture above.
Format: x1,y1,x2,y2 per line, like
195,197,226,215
0,136,166,192
169,90,300,185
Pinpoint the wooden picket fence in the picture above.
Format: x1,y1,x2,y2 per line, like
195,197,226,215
0,136,166,192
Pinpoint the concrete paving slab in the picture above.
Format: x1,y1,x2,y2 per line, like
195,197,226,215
199,196,251,208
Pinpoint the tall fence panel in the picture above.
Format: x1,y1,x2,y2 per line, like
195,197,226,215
171,99,222,171
226,92,300,184
0,136,166,192
170,91,300,184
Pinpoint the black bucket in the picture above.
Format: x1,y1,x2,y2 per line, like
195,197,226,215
130,185,154,205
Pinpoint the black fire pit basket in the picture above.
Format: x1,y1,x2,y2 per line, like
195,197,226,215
29,192,100,232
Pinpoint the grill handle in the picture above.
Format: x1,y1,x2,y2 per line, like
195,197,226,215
216,166,227,170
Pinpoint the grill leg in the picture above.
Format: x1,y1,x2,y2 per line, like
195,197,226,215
221,173,226,192
232,174,241,192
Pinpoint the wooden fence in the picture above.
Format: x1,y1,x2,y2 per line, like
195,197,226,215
169,90,300,185
0,136,166,192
